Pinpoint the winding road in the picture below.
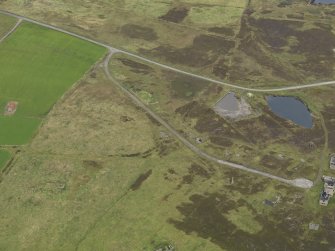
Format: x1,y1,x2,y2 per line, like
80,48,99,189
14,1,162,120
0,9,329,188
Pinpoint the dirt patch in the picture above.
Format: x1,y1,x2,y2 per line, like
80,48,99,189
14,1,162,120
177,163,214,188
176,101,243,139
120,24,158,41
189,163,212,179
322,106,335,150
82,160,103,170
260,154,293,170
248,18,302,48
4,101,18,116
234,112,289,144
208,26,235,36
157,138,180,157
120,115,135,122
169,187,326,250
169,74,208,99
118,58,153,74
159,6,189,23
141,34,235,67
130,169,152,191
286,13,304,20
288,124,325,153
209,136,233,147
242,17,335,80
141,45,214,68
212,58,229,79
169,192,266,250
192,34,235,53
238,32,302,82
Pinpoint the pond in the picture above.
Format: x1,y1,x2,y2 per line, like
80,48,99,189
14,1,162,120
312,0,335,4
267,96,313,128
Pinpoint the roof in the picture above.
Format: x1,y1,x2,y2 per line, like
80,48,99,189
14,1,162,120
320,191,330,201
331,156,335,165
263,199,274,206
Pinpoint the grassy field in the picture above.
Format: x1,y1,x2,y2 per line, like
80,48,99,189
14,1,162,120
0,13,16,38
0,66,334,251
108,53,328,181
0,22,106,145
0,149,11,171
0,2,334,251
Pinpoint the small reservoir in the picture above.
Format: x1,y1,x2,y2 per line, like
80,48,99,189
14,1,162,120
267,96,313,128
311,0,335,4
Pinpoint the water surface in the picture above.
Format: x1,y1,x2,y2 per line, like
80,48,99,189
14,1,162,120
312,0,335,4
267,96,313,128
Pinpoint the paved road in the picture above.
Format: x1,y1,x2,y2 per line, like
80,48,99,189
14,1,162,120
0,18,21,44
104,51,313,189
0,9,334,93
0,9,315,188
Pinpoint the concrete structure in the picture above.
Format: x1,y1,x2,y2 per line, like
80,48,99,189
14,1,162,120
319,176,335,206
309,223,320,231
330,155,335,170
4,101,18,116
319,191,330,206
323,176,335,196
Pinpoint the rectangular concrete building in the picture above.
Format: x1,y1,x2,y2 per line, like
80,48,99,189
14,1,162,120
330,155,335,170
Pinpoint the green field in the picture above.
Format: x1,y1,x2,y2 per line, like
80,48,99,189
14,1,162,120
0,13,16,38
0,149,11,171
0,22,106,145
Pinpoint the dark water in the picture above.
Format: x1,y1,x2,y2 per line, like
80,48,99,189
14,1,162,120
312,0,335,4
267,96,313,128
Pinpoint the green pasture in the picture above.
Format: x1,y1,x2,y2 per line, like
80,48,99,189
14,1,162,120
0,149,11,171
0,21,106,145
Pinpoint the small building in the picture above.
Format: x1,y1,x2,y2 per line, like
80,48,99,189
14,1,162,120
320,191,330,206
330,155,335,170
195,137,203,144
323,176,335,197
309,223,320,231
4,101,18,116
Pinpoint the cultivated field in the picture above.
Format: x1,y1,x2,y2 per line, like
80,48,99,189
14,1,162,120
0,22,106,145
